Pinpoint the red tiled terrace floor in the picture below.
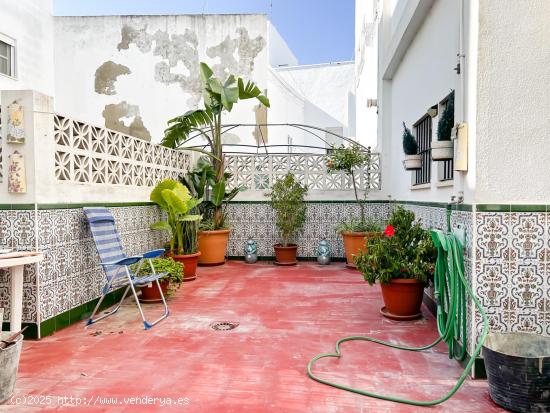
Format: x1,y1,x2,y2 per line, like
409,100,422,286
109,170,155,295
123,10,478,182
3,261,504,412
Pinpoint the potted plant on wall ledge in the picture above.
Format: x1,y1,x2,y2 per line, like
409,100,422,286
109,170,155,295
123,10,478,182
432,91,455,161
402,122,421,170
162,62,270,265
150,179,202,281
266,173,308,265
326,144,382,268
355,206,436,319
137,257,184,302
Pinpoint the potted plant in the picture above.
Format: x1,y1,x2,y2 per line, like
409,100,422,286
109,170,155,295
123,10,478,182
137,257,184,302
180,158,242,266
150,179,202,281
162,62,269,265
432,91,455,161
355,206,436,318
402,122,421,170
326,144,382,267
266,173,308,265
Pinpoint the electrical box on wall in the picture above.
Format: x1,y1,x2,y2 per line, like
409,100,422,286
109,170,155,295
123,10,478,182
454,123,468,171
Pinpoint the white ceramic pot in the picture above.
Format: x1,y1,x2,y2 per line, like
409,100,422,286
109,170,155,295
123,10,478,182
403,154,421,170
431,140,454,161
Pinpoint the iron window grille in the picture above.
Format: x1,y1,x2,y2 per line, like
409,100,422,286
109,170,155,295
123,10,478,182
439,95,454,181
413,115,432,185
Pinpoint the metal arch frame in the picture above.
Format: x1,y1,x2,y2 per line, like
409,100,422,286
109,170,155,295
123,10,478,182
173,123,371,155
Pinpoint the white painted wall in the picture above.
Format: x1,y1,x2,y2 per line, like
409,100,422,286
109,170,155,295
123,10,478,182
54,14,270,144
0,0,55,96
374,0,469,203
475,0,550,204
355,0,379,148
267,21,298,68
269,62,355,152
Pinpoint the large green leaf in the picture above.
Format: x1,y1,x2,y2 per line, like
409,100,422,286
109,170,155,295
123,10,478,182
150,179,179,210
162,109,213,148
208,75,239,112
238,78,270,108
199,62,213,85
177,214,202,222
151,221,172,232
161,189,188,214
211,180,226,207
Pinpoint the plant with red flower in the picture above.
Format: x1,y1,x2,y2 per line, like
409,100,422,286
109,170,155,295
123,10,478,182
383,225,395,237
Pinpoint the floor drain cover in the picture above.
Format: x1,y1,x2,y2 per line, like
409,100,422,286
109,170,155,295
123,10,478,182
210,321,239,331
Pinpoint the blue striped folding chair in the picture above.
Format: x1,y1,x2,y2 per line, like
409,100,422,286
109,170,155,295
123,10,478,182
83,207,169,329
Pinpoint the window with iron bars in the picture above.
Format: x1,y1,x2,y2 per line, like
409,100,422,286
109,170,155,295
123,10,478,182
413,115,432,185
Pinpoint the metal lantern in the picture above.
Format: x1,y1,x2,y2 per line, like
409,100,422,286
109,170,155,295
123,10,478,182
317,239,330,265
244,239,258,264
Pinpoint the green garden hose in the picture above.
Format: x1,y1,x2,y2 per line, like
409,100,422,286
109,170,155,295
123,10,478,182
306,227,489,407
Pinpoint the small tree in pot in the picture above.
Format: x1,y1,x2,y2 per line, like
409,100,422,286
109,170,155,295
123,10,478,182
326,144,382,268
150,179,202,281
266,173,308,265
402,122,421,170
432,91,455,160
355,206,436,318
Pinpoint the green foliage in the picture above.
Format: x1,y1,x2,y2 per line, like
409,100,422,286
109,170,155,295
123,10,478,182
335,218,383,233
402,122,418,155
150,179,202,254
437,91,455,141
162,62,269,228
179,158,243,230
326,144,371,174
326,144,373,227
355,206,436,285
134,258,184,293
266,173,308,247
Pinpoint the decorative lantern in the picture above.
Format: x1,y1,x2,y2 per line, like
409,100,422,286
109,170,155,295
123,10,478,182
244,239,258,264
317,239,330,265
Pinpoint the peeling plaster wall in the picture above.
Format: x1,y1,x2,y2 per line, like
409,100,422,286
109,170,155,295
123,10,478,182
54,14,269,143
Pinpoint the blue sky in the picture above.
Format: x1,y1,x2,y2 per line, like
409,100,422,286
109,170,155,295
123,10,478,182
53,0,355,65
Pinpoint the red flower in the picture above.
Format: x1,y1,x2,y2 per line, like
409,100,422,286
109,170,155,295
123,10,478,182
384,225,395,237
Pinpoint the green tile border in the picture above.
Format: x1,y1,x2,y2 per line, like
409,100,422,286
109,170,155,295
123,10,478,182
477,204,547,212
509,204,547,212
36,287,127,339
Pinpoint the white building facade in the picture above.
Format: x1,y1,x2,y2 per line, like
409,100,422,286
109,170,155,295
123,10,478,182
358,0,550,374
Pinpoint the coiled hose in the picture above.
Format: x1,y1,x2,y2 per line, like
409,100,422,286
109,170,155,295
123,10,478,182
306,229,489,406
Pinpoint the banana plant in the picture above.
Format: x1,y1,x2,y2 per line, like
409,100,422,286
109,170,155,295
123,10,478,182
163,62,269,230
150,179,202,254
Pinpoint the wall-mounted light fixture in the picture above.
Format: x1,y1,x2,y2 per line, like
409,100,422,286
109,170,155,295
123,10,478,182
427,104,438,118
367,98,378,108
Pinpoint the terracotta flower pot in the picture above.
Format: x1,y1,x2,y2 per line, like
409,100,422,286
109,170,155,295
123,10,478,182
274,244,298,265
380,279,424,317
140,279,169,303
341,232,378,268
167,251,201,281
198,229,230,266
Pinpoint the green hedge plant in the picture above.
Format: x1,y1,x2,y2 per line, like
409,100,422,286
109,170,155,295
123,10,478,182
135,257,184,295
355,206,436,285
266,173,308,247
402,122,418,155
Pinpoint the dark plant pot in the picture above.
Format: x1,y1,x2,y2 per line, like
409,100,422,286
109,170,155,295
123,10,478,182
140,279,169,303
483,332,550,413
380,279,424,317
167,251,201,281
198,229,230,266
274,244,298,265
341,231,379,268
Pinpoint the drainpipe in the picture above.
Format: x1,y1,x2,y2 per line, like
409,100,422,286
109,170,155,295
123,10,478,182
453,0,466,205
